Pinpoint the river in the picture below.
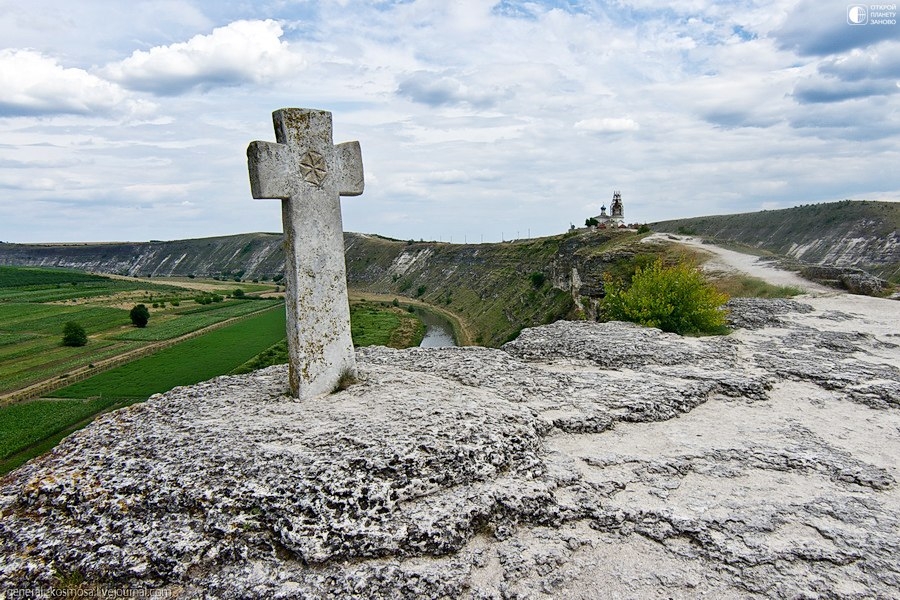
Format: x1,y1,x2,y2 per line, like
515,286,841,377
417,310,457,347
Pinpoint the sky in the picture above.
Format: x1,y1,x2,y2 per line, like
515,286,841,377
0,0,898,244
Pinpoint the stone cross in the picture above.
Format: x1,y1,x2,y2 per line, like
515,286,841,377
247,108,364,398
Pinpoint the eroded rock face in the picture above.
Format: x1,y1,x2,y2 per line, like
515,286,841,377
1,298,899,598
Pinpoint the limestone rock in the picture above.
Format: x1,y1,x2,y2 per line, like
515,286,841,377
1,297,899,598
800,265,890,296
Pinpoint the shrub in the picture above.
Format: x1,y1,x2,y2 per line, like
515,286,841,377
602,259,728,335
130,304,150,328
416,285,427,297
637,224,651,234
529,272,546,288
62,322,87,347
233,288,245,298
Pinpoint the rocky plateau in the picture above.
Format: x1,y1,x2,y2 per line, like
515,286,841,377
1,294,899,599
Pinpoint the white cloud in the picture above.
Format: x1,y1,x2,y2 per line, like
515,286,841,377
104,19,303,95
575,117,640,133
0,49,152,117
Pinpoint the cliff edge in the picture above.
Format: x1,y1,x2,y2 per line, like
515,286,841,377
1,296,899,598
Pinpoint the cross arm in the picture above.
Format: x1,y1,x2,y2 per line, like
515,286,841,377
247,140,294,199
335,141,364,197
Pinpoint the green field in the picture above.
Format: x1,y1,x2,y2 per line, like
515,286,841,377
0,303,130,334
0,266,183,303
0,266,428,475
0,396,124,460
112,299,279,341
0,339,142,393
0,306,287,473
0,267,282,395
54,305,286,400
0,266,110,288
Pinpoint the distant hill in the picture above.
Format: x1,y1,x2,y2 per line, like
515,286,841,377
0,233,286,280
651,200,900,282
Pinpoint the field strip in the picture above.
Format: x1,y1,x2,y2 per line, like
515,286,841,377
0,398,138,475
348,290,475,346
101,272,273,294
0,302,283,406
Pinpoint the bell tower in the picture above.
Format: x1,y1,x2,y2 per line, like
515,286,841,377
610,191,625,225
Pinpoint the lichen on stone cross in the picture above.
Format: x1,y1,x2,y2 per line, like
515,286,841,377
247,108,364,398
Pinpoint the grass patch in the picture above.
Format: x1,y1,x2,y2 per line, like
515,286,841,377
0,331,38,346
53,306,286,400
350,301,424,348
711,274,804,298
230,339,289,374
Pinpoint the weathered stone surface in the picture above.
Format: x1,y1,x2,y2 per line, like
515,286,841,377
1,297,899,598
725,297,814,330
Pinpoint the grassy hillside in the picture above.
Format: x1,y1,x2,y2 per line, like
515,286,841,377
344,234,575,346
651,200,900,282
342,229,674,346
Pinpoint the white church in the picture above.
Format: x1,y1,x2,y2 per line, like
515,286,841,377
592,191,625,227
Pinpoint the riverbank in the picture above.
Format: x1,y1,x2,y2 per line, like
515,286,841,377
348,290,475,346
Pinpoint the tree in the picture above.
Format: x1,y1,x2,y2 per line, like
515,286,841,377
233,288,245,298
529,272,546,288
585,217,599,227
602,259,728,335
130,304,150,328
62,322,87,347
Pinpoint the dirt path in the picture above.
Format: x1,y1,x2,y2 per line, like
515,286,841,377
644,233,836,295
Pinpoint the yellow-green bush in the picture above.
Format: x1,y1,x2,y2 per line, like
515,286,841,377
602,259,728,335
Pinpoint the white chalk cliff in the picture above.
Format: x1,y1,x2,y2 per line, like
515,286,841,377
1,294,899,598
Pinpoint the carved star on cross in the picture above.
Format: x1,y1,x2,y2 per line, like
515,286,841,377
299,150,328,186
